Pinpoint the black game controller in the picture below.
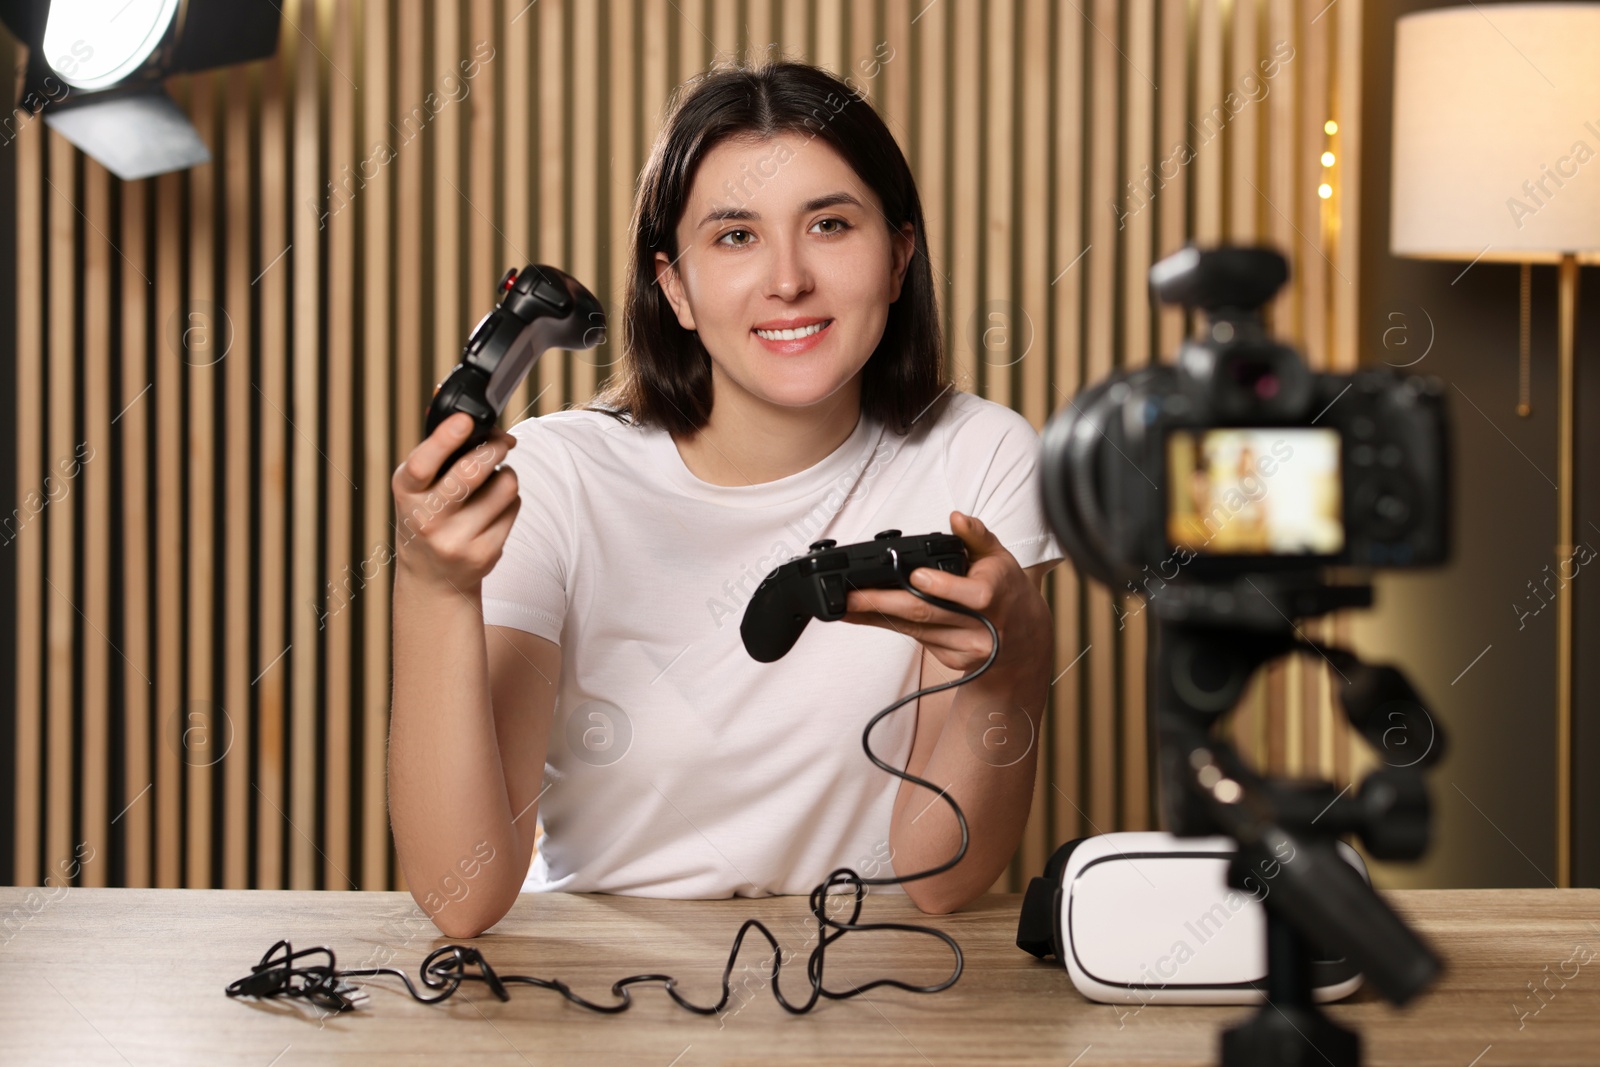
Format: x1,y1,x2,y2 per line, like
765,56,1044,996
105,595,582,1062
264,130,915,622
424,264,606,475
740,530,969,662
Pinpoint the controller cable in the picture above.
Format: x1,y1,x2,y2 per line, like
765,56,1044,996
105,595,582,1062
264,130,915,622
229,559,1000,1017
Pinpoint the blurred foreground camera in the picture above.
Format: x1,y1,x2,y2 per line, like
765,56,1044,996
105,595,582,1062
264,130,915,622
1039,246,1453,1067
1043,246,1449,598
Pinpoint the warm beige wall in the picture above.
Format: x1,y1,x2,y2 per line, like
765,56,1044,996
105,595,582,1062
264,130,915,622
1351,0,1600,890
7,0,1362,892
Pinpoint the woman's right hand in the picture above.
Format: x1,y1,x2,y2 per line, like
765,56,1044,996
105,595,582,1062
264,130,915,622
392,412,521,594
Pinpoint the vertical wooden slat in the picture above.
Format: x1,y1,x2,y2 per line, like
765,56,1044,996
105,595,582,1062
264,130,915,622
394,0,424,455
45,130,75,888
1157,0,1189,357
1310,614,1334,779
781,0,808,62
1298,1,1332,780
878,0,910,147
1279,11,1314,783
119,176,153,889
81,159,111,887
1120,0,1156,833
1229,0,1261,242
256,31,290,892
914,0,947,375
469,0,498,321
185,72,217,888
746,0,774,64
432,0,462,395
323,0,357,890
815,0,844,76
536,0,566,414
1331,0,1362,792
571,0,601,402
979,0,1014,889
1332,0,1360,376
641,0,671,158
1016,0,1051,880
713,0,740,63
982,0,1012,410
390,0,425,895
290,0,322,888
1050,0,1087,845
154,162,183,888
363,0,396,893
608,0,638,392
1225,1,1265,771
503,0,534,426
1120,0,1155,373
948,0,978,394
1300,7,1330,372
847,0,875,99
1263,0,1297,776
14,112,43,888
1266,0,1300,340
681,0,708,84
1084,0,1120,831
223,64,253,890
1193,0,1224,244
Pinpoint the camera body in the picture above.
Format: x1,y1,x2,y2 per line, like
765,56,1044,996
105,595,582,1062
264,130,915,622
1042,246,1450,593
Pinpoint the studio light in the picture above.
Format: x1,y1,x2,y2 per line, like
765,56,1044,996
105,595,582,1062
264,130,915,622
43,0,180,90
0,0,281,180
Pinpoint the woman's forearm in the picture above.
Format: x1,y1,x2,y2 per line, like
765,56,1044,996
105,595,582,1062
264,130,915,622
388,568,527,937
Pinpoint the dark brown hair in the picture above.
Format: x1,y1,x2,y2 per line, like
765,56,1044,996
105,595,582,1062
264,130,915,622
582,60,949,437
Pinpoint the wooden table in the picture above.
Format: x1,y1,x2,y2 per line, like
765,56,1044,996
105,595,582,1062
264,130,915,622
0,887,1596,1065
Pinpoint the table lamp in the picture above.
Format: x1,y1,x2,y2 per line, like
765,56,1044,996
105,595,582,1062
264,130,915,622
1391,2,1600,887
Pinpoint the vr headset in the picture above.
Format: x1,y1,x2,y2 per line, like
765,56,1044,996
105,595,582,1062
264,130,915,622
1016,832,1366,1005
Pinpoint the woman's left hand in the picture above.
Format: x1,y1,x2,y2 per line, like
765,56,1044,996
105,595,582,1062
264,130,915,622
840,511,1051,679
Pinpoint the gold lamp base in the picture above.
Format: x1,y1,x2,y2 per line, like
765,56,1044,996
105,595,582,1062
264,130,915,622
1556,252,1577,889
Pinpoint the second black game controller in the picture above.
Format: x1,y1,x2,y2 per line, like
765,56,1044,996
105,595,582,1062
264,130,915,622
425,264,606,475
740,530,969,662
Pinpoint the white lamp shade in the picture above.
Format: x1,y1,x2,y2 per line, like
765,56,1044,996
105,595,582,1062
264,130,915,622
1392,3,1600,263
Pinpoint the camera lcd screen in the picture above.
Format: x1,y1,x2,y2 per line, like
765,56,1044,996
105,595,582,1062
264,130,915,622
1166,428,1343,556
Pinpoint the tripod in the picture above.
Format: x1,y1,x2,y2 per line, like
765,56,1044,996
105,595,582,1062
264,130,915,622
1148,577,1446,1067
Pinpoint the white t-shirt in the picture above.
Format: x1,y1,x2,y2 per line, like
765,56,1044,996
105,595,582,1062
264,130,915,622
480,389,1067,898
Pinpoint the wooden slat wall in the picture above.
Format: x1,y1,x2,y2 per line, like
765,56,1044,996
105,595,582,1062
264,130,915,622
6,0,1361,892
361,0,395,892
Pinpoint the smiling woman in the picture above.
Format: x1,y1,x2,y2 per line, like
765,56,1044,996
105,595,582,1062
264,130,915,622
387,59,1065,938
645,128,917,485
586,62,946,454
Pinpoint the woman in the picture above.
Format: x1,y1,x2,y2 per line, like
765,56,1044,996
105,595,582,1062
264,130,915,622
389,61,1064,939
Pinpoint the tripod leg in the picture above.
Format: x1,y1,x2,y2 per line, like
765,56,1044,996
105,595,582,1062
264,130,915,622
1220,909,1361,1067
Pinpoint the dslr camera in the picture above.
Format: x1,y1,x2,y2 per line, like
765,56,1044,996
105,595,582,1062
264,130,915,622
1039,246,1454,1065
1042,245,1449,605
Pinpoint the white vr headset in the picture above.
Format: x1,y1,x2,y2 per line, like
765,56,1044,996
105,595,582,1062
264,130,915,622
1015,832,1367,1005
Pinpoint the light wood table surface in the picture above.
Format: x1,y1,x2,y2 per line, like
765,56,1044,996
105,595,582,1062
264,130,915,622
0,887,1596,1065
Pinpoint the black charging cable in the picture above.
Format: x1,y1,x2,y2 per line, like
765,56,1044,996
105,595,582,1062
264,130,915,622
228,558,999,1017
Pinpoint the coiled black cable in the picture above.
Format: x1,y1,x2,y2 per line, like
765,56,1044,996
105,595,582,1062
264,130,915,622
228,559,998,1017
